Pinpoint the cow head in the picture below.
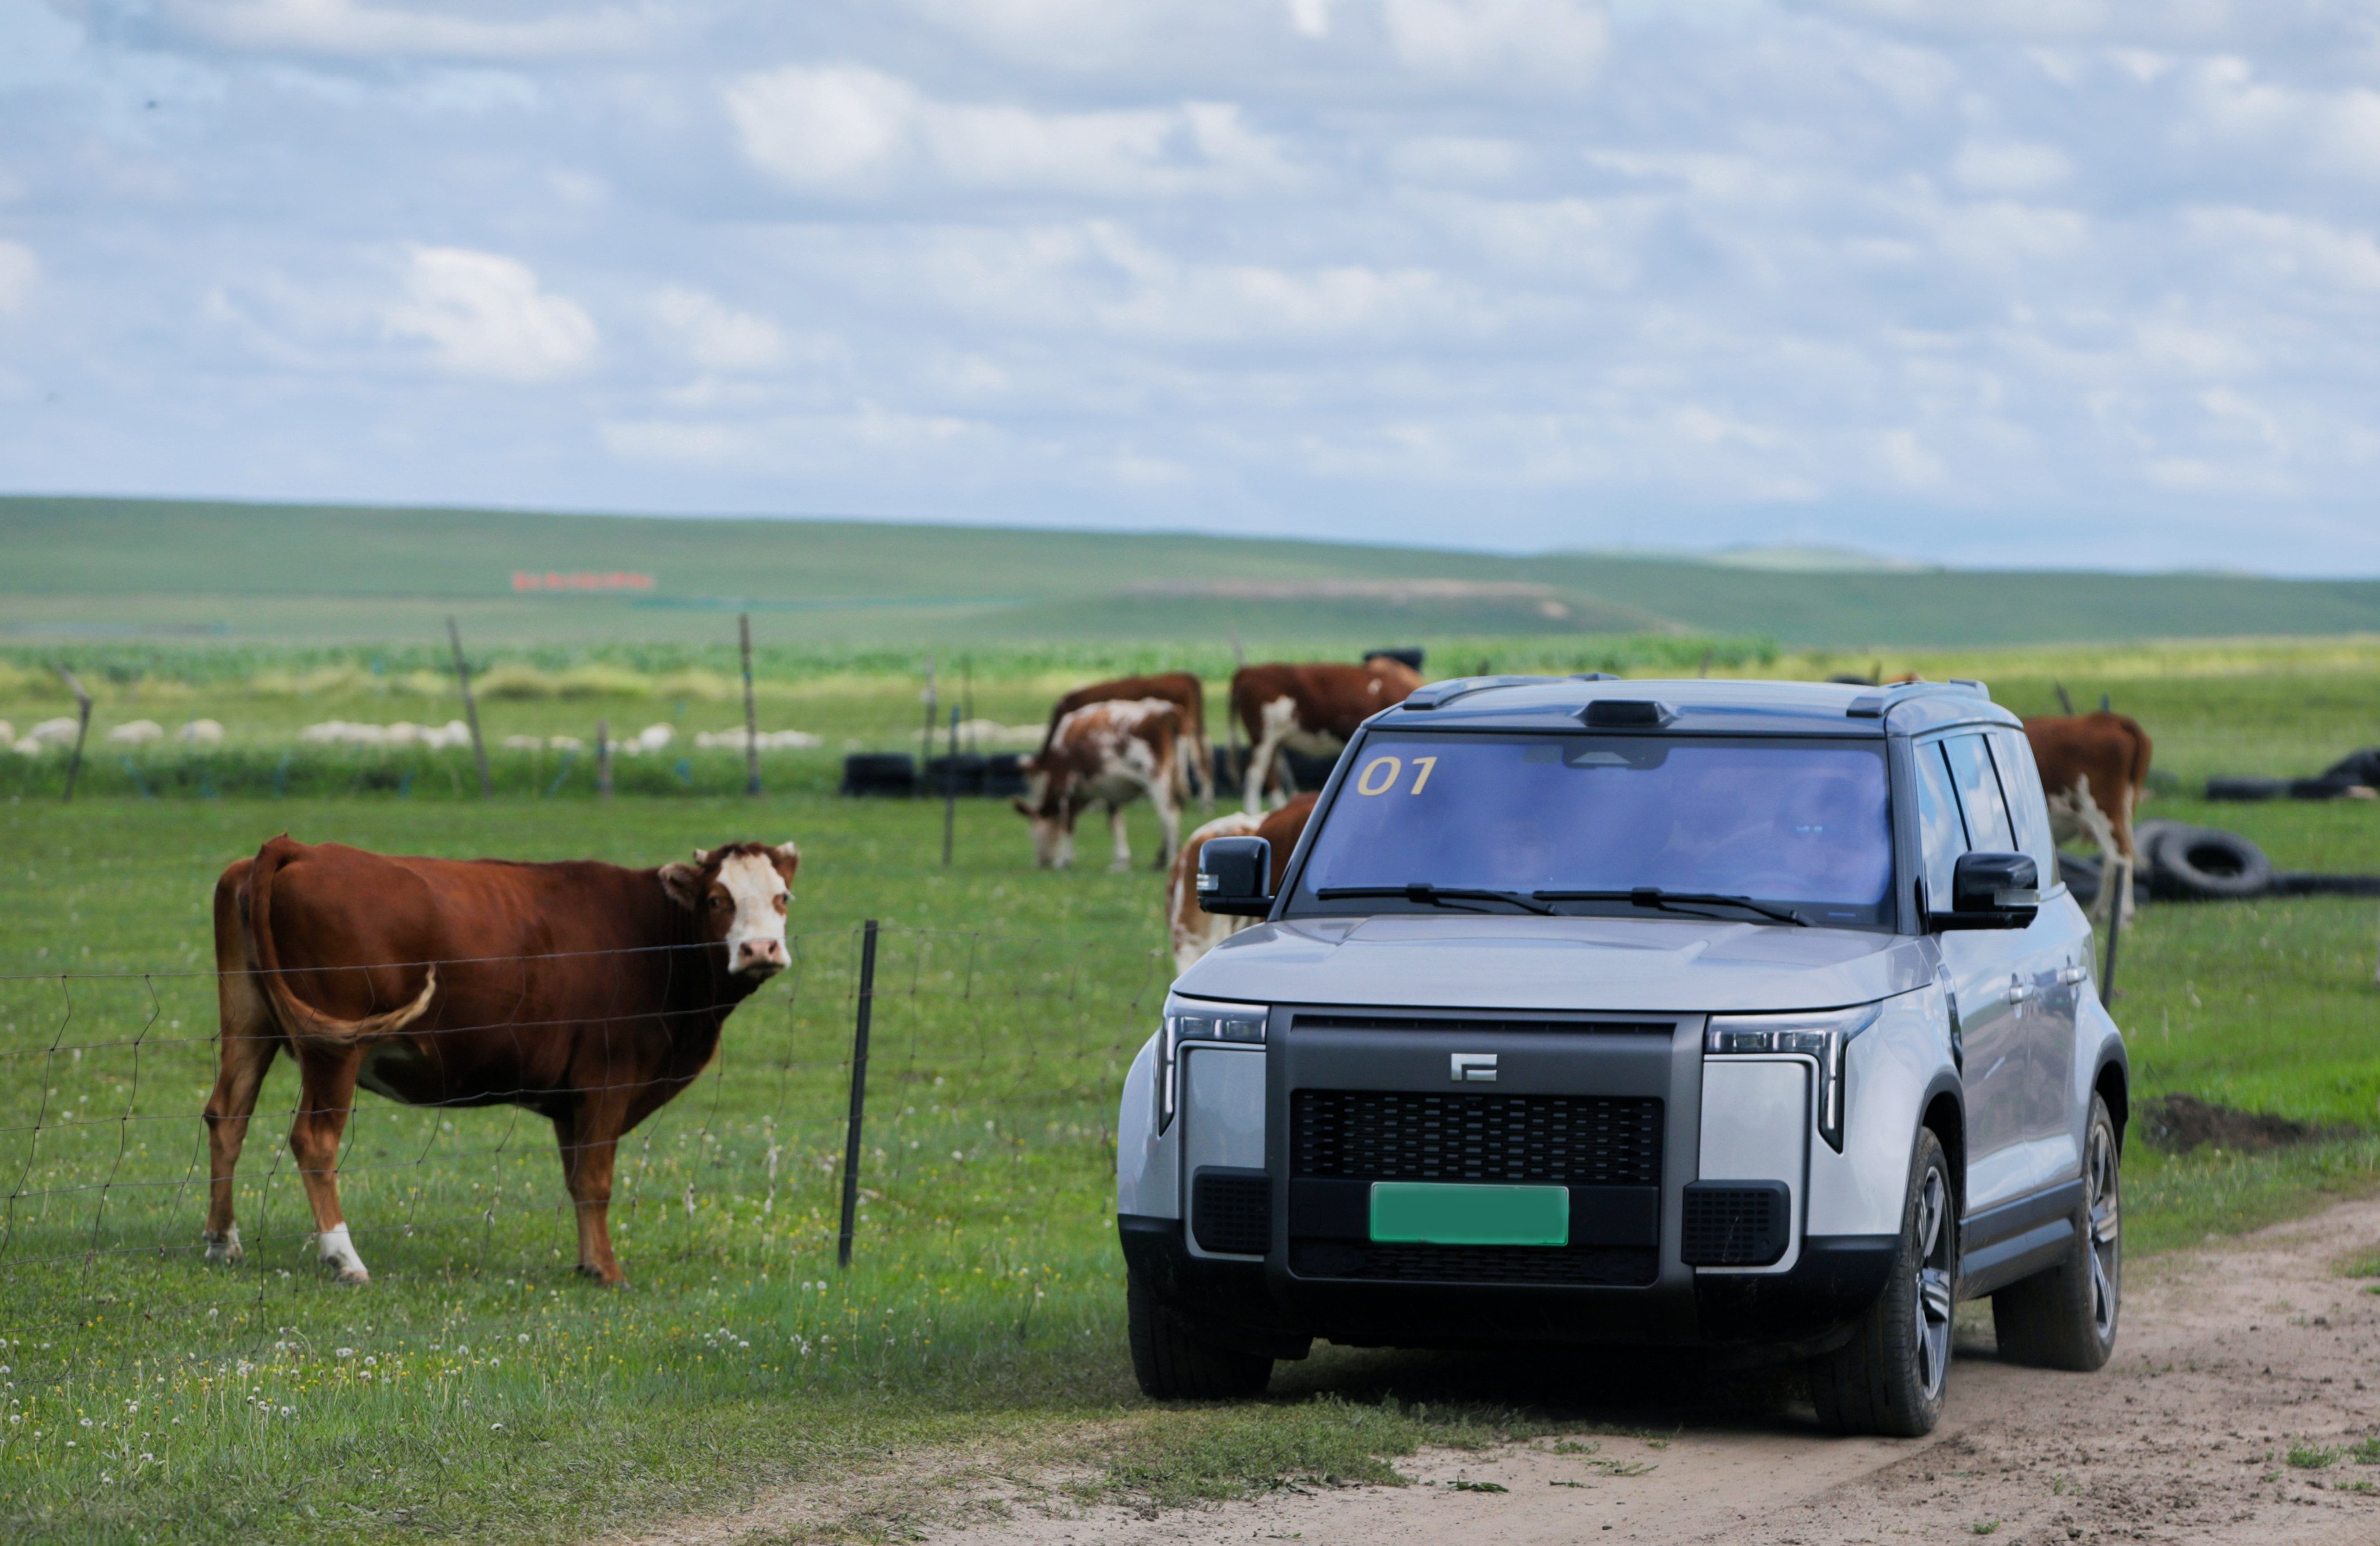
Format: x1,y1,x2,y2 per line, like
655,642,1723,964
659,841,800,978
1010,754,1081,869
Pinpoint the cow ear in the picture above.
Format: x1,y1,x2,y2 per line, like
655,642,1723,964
658,860,706,909
772,840,800,881
689,846,714,866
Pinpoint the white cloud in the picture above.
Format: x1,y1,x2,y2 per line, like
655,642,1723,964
650,286,786,371
1951,139,2070,195
2185,207,2380,292
0,241,36,314
164,0,653,59
725,66,1293,196
385,247,595,380
1381,0,1610,87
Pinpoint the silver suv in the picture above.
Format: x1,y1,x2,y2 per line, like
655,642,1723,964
1116,677,2127,1436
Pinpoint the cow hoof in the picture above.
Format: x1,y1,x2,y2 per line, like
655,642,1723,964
333,1267,371,1285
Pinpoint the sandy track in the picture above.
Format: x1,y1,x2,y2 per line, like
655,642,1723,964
939,1195,2380,1545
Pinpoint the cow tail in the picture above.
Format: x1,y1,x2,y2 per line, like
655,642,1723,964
2124,715,2154,796
245,836,436,1049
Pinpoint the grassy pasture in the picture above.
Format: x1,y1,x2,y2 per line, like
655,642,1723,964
0,647,2376,1542
12,494,2380,647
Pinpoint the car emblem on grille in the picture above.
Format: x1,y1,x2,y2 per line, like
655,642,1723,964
1450,1052,1498,1083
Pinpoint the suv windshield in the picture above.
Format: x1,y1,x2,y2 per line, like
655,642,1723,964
1288,732,1894,928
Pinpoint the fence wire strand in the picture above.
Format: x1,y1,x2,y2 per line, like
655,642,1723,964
0,924,1167,1315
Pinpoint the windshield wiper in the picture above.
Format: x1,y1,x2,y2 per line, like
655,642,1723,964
1316,884,1557,916
1531,887,1809,927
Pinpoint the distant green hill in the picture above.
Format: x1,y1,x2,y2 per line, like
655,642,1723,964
3,495,2377,649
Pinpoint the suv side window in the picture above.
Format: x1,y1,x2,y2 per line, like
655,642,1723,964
1913,739,1967,910
1942,734,2016,851
1988,728,2061,888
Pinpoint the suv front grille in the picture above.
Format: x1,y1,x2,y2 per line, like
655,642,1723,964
1291,1090,1664,1186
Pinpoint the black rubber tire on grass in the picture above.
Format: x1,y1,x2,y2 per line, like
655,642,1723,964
1809,1128,1955,1438
1992,1095,2121,1372
2149,824,2272,902
1126,1264,1274,1400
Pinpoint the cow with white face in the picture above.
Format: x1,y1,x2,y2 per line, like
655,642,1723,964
202,834,805,1286
1015,699,1184,871
659,842,799,978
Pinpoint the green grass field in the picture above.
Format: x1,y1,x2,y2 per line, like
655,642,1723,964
10,495,2380,648
2,636,2379,1543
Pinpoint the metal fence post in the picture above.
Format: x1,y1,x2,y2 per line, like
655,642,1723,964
739,612,761,797
447,616,492,798
837,919,880,1268
53,665,91,804
941,704,960,868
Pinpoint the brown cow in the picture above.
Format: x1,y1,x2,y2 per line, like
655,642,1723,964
2022,712,2153,926
1231,659,1422,813
1014,698,1184,871
1041,671,1213,808
202,835,800,1286
1164,794,1317,972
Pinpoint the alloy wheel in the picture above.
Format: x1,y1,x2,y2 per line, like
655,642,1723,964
2086,1118,2121,1343
1912,1166,1954,1401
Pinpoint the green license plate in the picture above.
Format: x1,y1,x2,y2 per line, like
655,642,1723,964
1368,1183,1569,1247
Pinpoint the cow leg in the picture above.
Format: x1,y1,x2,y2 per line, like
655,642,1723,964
289,1046,371,1284
2063,774,2124,927
1107,802,1134,872
555,1104,628,1286
1150,773,1181,873
202,969,279,1264
1193,730,1217,813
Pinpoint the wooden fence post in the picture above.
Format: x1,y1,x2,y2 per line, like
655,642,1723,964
837,920,880,1269
446,617,492,798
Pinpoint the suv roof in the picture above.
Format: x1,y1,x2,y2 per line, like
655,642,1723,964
1378,676,2019,738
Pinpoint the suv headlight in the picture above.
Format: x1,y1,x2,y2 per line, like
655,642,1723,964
1157,993,1268,1133
1704,1004,1881,1153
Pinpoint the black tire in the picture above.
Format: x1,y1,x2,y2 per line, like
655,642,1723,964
1809,1128,1956,1437
2205,776,2286,802
1992,1095,2120,1371
2149,824,2271,901
1126,1264,1273,1400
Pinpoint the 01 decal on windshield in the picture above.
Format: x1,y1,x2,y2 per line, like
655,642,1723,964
1354,755,1437,795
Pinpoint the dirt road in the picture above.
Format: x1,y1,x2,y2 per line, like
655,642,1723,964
941,1195,2380,1545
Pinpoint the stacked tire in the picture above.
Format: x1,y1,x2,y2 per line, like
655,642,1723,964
2134,820,2271,902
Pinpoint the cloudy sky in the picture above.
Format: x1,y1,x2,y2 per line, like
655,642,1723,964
3,1,2379,572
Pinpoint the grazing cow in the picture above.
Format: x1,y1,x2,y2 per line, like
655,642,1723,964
1164,794,1317,972
1015,699,1184,871
2022,712,2153,926
202,835,800,1286
1231,659,1423,813
1041,672,1212,808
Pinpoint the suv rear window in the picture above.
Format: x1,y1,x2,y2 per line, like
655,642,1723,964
1287,733,1894,928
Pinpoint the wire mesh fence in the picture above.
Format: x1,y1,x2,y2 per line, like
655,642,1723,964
0,923,1168,1298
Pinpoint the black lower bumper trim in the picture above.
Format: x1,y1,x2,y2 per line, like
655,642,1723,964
1693,1234,1898,1344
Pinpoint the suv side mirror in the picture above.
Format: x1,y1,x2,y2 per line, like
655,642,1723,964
1198,837,1274,917
1933,852,2040,931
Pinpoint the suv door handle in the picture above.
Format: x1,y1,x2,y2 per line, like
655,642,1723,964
2058,965,2088,986
2006,975,2036,1003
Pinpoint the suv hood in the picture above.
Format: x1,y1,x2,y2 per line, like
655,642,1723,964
1173,914,1937,1013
